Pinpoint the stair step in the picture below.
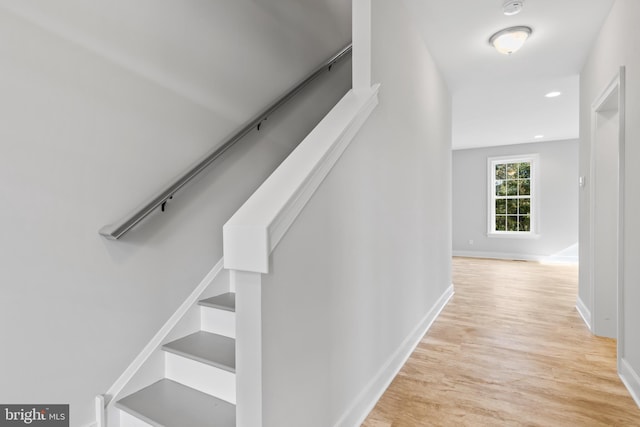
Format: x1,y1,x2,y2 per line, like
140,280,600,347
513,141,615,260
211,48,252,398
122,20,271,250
165,351,236,404
199,293,235,312
200,308,235,338
162,331,235,372
116,379,235,427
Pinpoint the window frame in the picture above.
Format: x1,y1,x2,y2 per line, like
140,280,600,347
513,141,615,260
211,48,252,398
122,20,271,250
487,154,539,238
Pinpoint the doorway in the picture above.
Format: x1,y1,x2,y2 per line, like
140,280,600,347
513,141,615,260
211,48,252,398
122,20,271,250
589,67,625,341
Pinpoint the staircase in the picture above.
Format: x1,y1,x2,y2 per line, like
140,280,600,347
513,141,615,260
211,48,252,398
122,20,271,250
115,293,237,427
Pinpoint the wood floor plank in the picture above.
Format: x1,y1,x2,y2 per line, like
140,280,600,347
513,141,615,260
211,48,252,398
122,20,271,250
363,257,640,426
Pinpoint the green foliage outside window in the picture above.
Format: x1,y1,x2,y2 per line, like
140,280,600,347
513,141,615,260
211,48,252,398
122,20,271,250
494,161,531,232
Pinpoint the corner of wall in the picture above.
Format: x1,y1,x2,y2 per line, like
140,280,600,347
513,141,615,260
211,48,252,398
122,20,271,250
333,285,454,427
575,296,592,330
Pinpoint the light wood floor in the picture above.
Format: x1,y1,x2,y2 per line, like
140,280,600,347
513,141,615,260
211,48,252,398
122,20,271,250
363,257,640,426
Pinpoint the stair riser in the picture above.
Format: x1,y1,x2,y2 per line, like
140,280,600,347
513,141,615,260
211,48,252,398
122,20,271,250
165,353,236,404
201,307,235,338
119,410,154,427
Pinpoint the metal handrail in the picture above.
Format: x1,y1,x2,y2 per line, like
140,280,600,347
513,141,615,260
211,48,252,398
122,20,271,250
99,44,352,240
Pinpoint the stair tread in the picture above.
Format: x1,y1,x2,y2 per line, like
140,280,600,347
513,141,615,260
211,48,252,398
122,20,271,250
163,331,235,372
116,379,235,427
199,293,235,312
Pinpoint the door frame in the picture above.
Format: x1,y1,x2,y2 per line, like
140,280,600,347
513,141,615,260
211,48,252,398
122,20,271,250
589,66,625,361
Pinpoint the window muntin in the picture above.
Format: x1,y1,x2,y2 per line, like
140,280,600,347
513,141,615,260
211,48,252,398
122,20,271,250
488,156,536,235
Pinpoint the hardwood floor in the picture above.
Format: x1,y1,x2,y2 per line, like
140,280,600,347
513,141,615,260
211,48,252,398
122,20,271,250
363,257,640,426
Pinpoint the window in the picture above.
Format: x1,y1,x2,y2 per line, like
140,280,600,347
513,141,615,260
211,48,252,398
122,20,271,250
488,155,537,236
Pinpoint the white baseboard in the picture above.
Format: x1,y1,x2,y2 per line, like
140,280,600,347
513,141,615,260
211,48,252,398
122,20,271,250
620,358,640,409
542,255,579,264
453,250,578,264
453,250,540,261
575,296,592,331
333,284,455,427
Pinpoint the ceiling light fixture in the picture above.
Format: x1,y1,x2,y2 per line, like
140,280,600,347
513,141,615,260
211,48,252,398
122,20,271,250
534,135,544,139
489,26,532,55
545,91,562,98
503,0,525,16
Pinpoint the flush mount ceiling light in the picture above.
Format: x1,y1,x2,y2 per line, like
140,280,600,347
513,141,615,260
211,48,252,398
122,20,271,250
545,91,562,98
489,26,532,55
503,0,525,16
534,135,545,139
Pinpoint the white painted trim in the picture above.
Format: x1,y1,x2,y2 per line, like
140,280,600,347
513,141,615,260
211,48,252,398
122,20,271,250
588,67,625,341
95,395,105,427
575,296,592,330
486,154,539,236
540,256,579,265
333,285,455,427
452,250,578,264
453,250,540,261
617,67,626,364
104,258,225,408
620,358,640,409
235,271,263,427
224,85,380,273
229,270,238,293
486,232,540,239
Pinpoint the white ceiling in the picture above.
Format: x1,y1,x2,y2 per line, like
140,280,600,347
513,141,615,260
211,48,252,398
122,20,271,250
403,0,615,149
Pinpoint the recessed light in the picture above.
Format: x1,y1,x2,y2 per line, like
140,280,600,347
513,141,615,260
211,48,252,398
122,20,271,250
534,135,544,139
545,91,562,98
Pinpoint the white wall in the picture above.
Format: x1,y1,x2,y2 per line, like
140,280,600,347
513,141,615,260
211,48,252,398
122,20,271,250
258,0,452,425
0,1,351,425
579,0,640,400
452,139,579,261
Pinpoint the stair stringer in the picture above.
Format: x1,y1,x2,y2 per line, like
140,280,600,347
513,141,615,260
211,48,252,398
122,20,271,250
102,258,230,427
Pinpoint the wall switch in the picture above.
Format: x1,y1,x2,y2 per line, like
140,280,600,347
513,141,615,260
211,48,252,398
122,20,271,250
468,240,474,245
579,176,585,187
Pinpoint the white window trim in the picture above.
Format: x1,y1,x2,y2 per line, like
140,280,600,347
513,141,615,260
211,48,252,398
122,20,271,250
487,154,539,238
